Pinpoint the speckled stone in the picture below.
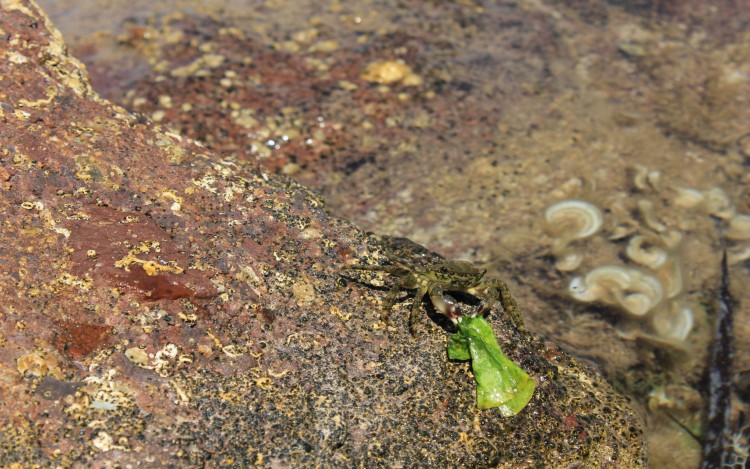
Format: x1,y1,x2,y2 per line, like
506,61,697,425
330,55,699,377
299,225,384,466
0,1,645,466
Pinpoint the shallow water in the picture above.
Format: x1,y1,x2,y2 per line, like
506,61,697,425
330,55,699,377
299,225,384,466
38,0,750,466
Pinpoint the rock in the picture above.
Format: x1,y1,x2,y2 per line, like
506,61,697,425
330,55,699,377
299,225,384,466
0,0,645,466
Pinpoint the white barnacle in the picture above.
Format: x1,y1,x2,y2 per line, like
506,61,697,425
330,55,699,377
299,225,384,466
569,266,630,303
728,244,750,264
568,275,592,300
555,251,584,272
637,199,667,233
545,200,603,271
569,265,663,317
651,304,694,342
612,271,663,316
658,229,683,250
672,187,705,208
626,235,669,269
658,258,684,300
545,200,603,242
632,164,661,191
726,214,750,241
672,186,736,219
701,187,736,220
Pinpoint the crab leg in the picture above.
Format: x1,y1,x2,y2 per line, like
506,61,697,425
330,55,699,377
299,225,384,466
476,279,499,315
481,279,527,332
380,275,413,324
344,263,400,273
408,287,428,334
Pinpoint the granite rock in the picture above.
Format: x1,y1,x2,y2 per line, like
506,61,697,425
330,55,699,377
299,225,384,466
0,1,645,466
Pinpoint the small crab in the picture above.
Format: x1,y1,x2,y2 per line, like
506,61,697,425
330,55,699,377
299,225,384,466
344,255,502,333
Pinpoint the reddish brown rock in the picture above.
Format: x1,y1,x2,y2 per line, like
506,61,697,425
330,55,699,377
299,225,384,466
37,0,750,466
0,0,645,466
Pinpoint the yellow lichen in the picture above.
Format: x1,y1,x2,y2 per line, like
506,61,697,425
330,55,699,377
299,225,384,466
330,306,352,321
17,351,62,378
361,59,422,86
114,241,184,275
49,272,93,292
170,53,226,77
124,347,149,366
291,280,316,306
17,86,58,108
161,190,184,213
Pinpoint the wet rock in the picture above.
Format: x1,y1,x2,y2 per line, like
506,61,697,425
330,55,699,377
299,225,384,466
69,4,561,217
0,0,645,466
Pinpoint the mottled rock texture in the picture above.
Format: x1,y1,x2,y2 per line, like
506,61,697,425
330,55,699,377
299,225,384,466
1,0,645,466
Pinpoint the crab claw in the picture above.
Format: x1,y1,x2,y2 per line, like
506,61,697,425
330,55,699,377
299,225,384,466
431,293,462,320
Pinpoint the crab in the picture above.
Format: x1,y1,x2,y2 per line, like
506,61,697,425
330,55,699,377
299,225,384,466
344,255,502,333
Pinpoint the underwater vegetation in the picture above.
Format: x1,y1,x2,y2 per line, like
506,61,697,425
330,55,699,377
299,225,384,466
700,253,741,468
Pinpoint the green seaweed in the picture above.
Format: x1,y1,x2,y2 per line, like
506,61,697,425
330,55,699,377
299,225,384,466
447,315,536,416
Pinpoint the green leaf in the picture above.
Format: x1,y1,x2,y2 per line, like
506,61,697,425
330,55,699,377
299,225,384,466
454,315,536,416
447,331,471,361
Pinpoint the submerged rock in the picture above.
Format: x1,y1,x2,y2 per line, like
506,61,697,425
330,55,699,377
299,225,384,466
0,0,645,466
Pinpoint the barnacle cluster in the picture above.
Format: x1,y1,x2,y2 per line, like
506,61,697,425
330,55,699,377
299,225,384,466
673,186,750,264
548,169,750,346
544,171,706,345
544,200,603,272
569,265,663,318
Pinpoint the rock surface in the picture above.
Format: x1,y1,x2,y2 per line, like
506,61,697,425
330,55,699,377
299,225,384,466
34,0,750,466
1,0,645,466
